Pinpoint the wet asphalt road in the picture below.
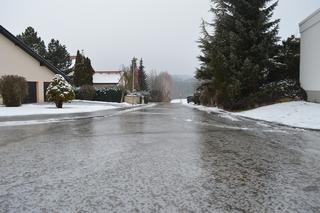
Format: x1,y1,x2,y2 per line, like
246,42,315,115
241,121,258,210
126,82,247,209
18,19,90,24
0,103,320,213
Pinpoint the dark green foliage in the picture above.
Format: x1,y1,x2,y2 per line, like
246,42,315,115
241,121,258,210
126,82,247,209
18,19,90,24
0,75,27,107
192,91,201,105
138,59,148,91
73,50,94,87
77,85,96,100
228,80,307,110
196,0,281,110
17,27,47,57
269,35,300,82
95,87,123,103
75,87,123,103
17,27,72,71
45,39,71,71
46,75,75,108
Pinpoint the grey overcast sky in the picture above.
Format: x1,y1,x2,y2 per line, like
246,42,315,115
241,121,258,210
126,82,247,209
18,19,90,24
1,0,320,76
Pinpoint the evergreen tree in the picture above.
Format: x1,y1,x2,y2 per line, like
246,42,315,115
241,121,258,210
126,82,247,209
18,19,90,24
17,26,47,57
73,50,94,87
138,58,148,91
45,39,71,71
270,35,300,82
46,74,75,108
196,0,280,109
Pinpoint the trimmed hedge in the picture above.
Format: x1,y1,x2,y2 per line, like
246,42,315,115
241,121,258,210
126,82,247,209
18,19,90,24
96,87,123,103
75,87,123,103
78,85,96,101
0,75,27,107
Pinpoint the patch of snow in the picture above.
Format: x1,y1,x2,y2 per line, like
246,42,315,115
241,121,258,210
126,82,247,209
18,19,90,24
234,101,320,130
219,113,240,122
0,102,118,117
171,99,188,104
72,100,132,108
0,103,157,127
93,71,122,84
178,100,320,130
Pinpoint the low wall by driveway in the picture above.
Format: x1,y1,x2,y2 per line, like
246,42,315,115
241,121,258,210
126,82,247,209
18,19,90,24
125,95,143,105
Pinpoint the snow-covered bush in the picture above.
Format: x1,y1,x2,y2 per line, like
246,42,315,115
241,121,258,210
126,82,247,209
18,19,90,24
46,75,75,108
0,75,27,107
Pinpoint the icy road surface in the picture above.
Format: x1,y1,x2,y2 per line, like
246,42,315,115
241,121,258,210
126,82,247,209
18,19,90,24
0,104,320,212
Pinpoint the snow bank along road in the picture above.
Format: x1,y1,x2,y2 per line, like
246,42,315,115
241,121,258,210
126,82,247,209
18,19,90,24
0,100,132,117
0,103,320,212
174,99,320,130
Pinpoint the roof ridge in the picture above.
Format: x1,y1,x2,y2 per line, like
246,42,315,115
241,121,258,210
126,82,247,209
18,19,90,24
0,25,68,80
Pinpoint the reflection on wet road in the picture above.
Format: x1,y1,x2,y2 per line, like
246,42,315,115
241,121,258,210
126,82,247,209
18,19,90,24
0,103,320,212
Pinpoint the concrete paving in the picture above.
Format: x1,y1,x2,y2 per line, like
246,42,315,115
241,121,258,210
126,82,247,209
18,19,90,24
0,103,320,212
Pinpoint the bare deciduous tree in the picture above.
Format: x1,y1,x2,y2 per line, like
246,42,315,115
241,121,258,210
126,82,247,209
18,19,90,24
148,71,172,102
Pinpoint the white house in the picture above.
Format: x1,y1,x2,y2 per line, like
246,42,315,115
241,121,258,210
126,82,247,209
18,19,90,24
0,25,68,104
93,71,124,88
299,8,320,103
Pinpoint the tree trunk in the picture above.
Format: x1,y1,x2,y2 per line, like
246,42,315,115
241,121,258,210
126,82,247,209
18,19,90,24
55,101,63,108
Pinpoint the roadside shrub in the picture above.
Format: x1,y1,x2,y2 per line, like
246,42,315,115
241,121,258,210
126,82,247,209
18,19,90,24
193,91,201,105
228,79,307,111
150,90,162,102
0,75,27,107
96,87,123,103
78,85,96,100
46,74,75,108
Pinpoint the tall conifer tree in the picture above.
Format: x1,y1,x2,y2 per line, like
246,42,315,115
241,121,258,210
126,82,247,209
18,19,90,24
73,50,94,87
17,26,47,57
45,39,71,71
138,59,148,91
196,0,280,109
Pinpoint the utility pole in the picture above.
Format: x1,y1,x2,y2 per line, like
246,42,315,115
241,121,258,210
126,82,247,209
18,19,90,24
131,58,135,92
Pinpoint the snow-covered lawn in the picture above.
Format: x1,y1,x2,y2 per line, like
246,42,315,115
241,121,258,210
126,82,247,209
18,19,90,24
235,101,320,129
171,99,320,130
0,101,122,117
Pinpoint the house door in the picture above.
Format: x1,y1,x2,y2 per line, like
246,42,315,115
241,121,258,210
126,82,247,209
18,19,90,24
43,82,50,102
23,82,37,103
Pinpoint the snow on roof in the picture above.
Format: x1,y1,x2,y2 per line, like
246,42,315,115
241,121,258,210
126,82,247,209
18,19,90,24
69,56,76,69
93,71,123,84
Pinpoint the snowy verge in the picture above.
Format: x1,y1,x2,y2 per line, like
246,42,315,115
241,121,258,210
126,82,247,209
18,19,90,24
234,101,320,130
0,101,121,117
171,99,320,130
0,103,157,127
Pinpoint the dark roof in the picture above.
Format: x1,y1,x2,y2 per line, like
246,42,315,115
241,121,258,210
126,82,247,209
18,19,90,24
0,25,68,80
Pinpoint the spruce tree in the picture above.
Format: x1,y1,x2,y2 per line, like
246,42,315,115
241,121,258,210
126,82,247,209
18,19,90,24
73,51,94,87
17,26,47,57
45,39,71,71
270,35,300,82
197,0,280,109
138,58,148,91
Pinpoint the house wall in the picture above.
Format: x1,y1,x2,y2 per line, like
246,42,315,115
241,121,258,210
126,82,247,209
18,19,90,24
0,34,55,103
300,9,320,103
